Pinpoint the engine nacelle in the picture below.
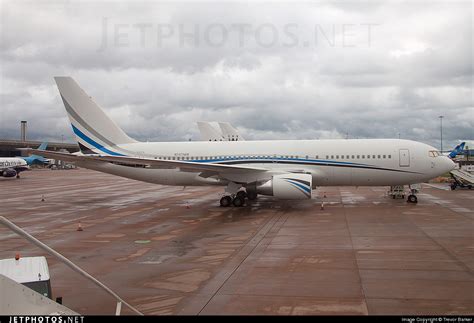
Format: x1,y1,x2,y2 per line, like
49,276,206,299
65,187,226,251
2,168,17,178
257,173,312,199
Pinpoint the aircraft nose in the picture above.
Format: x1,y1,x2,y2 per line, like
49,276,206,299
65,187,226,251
440,156,456,173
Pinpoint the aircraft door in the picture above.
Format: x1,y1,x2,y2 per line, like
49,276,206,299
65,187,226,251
399,149,410,167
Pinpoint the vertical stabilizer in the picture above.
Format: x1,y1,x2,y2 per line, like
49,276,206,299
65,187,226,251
54,77,136,156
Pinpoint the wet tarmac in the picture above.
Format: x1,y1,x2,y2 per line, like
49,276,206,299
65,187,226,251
1,169,473,315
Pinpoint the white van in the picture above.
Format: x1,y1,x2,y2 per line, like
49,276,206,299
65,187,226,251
0,256,52,299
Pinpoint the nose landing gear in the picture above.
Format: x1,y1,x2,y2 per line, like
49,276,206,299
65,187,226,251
407,194,418,203
407,185,419,204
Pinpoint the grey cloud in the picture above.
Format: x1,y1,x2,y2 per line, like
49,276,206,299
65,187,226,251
0,1,472,150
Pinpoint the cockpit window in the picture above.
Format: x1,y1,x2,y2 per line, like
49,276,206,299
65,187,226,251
429,150,441,157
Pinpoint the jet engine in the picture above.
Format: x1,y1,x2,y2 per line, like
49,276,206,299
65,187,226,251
256,173,312,199
2,168,17,178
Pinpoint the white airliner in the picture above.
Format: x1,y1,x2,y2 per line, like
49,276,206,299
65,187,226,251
0,158,29,179
27,77,455,206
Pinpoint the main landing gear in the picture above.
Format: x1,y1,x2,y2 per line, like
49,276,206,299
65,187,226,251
220,192,247,207
219,183,256,207
220,194,246,207
246,191,258,200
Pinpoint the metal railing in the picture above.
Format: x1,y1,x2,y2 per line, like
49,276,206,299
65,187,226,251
0,216,143,316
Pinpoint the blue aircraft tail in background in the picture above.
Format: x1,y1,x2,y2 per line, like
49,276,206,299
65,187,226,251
448,142,465,159
22,142,50,165
37,142,48,150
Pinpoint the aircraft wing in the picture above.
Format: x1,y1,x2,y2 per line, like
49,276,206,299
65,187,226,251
25,149,268,175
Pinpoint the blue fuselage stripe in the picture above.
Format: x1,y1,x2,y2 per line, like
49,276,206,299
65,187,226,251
183,157,419,174
189,157,362,166
71,124,125,156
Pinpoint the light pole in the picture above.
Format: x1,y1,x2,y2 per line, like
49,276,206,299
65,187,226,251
439,116,443,152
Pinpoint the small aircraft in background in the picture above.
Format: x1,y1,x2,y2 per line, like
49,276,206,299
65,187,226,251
0,158,29,179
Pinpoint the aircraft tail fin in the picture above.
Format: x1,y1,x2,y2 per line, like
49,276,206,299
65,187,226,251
197,122,225,141
30,142,48,161
448,142,465,159
54,77,136,156
218,122,245,141
37,142,48,151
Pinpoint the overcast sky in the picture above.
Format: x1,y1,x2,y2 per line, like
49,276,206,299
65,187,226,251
0,0,472,150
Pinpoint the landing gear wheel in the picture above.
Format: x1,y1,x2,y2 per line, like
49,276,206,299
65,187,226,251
247,191,258,200
236,191,247,199
450,183,457,190
220,196,232,207
407,194,418,204
232,196,245,207
16,175,20,179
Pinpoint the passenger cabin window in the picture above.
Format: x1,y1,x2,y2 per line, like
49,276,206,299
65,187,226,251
383,155,386,158
372,155,376,159
378,155,381,158
362,155,365,158
367,155,370,159
331,155,334,159
357,155,360,159
326,155,329,159
388,155,391,159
